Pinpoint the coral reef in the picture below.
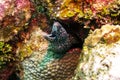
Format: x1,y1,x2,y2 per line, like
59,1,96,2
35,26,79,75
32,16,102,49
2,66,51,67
38,0,120,29
73,24,120,80
0,0,31,21
0,0,31,41
0,0,34,79
0,0,120,80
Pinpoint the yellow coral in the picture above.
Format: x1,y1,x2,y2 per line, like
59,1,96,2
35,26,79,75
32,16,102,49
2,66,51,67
103,28,120,44
57,1,82,19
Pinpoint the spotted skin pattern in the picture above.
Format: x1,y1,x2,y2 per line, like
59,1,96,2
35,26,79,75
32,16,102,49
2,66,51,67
22,22,81,80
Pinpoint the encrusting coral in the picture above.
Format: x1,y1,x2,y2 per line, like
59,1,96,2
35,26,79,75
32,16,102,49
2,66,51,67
73,24,120,80
0,0,32,79
38,0,120,29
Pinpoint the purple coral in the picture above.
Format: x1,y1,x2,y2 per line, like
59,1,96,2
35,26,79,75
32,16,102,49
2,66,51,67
0,3,5,20
0,0,31,21
15,0,30,10
87,0,115,14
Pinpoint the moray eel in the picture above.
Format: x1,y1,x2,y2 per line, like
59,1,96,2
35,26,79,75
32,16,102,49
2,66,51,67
22,22,81,80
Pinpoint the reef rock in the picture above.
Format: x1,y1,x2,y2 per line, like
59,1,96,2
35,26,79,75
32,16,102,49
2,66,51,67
0,0,31,41
73,24,120,80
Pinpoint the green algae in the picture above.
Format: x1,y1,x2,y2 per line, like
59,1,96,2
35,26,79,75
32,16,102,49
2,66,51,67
0,42,12,69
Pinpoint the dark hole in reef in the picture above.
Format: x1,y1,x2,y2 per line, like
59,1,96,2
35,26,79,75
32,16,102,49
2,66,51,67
8,70,20,80
53,19,90,49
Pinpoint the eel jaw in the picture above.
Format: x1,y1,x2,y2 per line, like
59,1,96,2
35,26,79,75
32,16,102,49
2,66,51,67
43,33,56,42
42,21,67,42
42,22,59,42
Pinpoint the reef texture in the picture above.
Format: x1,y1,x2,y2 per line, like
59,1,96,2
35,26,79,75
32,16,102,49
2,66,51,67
22,22,81,80
0,0,120,80
0,0,32,79
0,0,31,41
73,24,120,80
37,0,120,29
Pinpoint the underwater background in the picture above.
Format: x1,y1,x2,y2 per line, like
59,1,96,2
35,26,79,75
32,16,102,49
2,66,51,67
0,0,120,80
